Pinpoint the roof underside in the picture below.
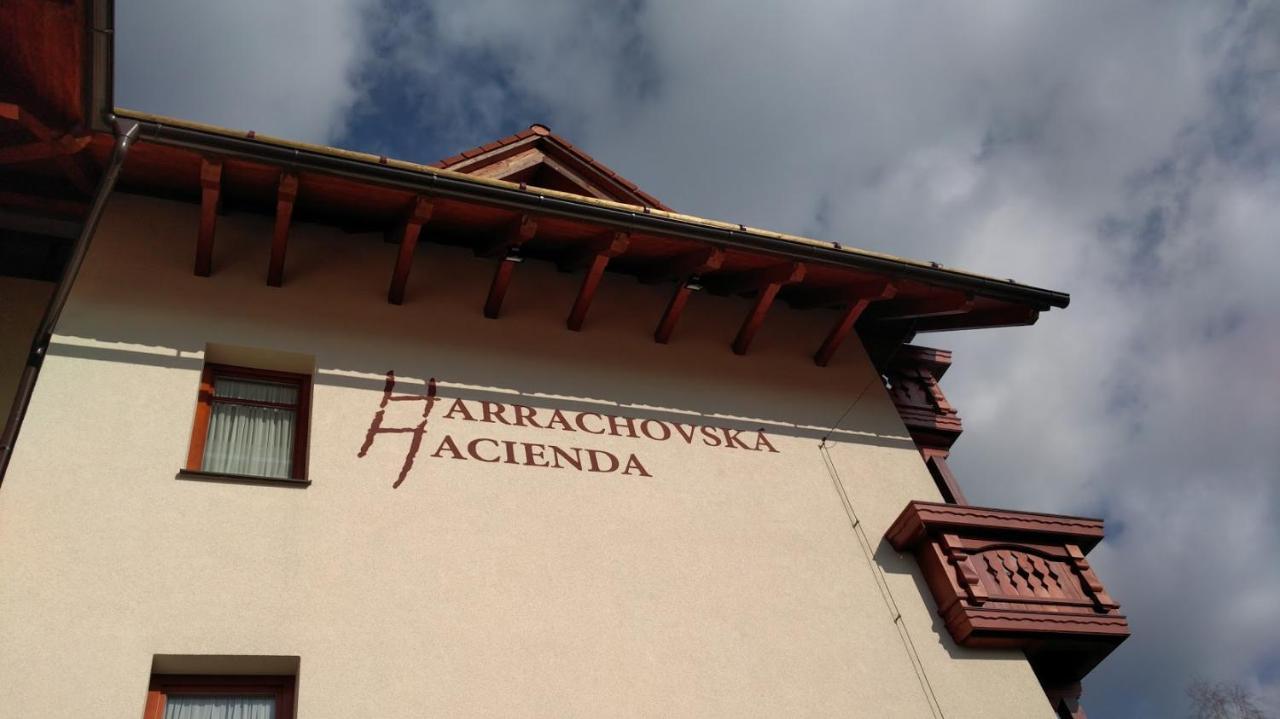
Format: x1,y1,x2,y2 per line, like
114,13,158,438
0,0,1069,366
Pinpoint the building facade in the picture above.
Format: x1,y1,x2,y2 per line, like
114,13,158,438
0,3,1126,717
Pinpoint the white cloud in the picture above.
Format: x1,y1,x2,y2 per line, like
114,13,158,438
115,0,368,142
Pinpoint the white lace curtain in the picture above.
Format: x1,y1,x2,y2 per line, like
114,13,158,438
201,378,298,479
164,695,275,719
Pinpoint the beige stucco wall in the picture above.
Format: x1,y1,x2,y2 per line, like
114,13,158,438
0,193,1053,718
0,276,53,437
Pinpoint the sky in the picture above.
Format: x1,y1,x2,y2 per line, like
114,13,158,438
115,1,1280,716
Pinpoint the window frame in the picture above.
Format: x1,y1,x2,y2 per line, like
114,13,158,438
143,674,295,719
185,363,312,481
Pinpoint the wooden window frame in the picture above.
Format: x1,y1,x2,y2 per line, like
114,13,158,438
143,674,295,719
185,363,312,481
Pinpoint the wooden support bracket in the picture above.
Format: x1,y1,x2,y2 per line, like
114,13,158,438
386,196,434,305
193,158,223,277
566,231,629,331
812,280,897,366
266,172,299,287
477,214,537,257
724,262,806,355
652,248,724,343
483,249,523,319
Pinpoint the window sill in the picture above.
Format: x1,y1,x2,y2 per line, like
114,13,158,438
176,469,310,488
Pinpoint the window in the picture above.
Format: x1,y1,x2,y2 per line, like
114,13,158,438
144,675,295,719
186,364,310,481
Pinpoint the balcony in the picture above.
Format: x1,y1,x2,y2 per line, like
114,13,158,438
885,501,1129,691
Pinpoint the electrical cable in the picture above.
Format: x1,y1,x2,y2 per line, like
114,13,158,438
819,442,947,718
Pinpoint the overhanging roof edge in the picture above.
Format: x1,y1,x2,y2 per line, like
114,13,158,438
115,108,1070,311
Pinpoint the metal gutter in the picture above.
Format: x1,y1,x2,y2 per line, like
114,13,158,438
122,114,1070,311
0,118,139,485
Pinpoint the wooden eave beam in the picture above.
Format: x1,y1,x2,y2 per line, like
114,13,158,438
476,214,538,257
0,134,92,165
924,452,969,505
706,261,806,296
193,157,223,277
566,231,630,331
904,305,1040,333
466,146,544,180
558,228,628,273
727,262,807,355
640,246,724,284
483,249,523,319
479,215,538,318
532,153,614,202
0,191,88,218
386,196,434,304
812,280,898,367
652,248,724,344
0,102,55,140
266,172,299,287
862,291,975,322
0,104,95,195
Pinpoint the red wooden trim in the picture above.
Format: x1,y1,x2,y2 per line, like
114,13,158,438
204,363,309,384
567,253,609,331
707,261,805,295
0,134,91,165
477,214,537,257
145,675,296,719
267,172,298,287
864,290,974,322
0,102,57,142
294,369,312,482
732,281,783,355
923,451,968,505
387,196,433,305
566,232,628,331
194,157,222,277
648,249,723,343
558,230,629,273
813,299,870,366
185,364,215,471
483,254,519,319
654,283,694,344
185,363,311,480
904,305,1039,333
142,689,164,719
812,281,897,366
639,247,724,284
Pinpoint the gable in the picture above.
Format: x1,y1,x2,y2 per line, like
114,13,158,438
434,124,671,210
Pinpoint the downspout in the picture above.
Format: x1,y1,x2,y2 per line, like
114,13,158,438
0,117,139,486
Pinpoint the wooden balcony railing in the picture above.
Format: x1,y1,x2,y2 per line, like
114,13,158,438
886,501,1129,698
